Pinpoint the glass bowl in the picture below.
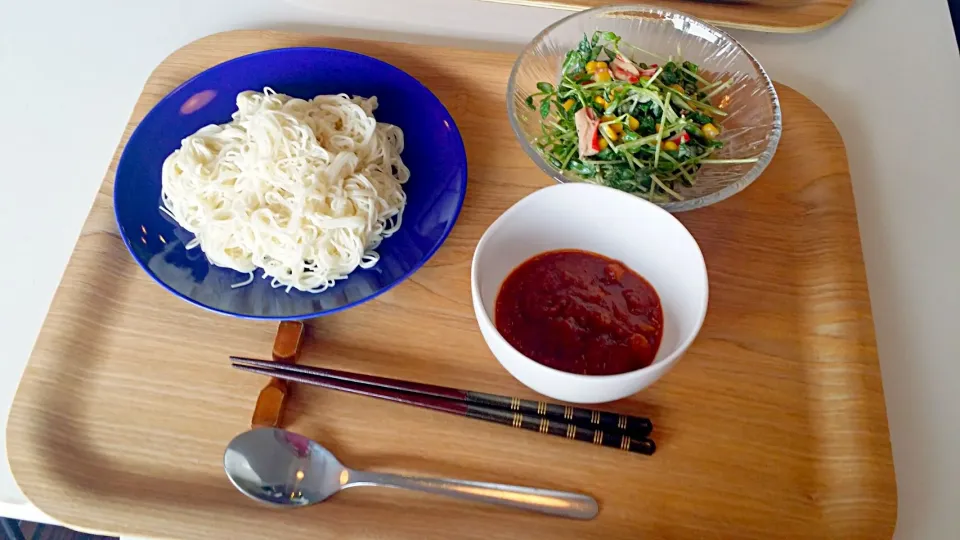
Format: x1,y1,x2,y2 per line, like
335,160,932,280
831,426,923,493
507,4,781,212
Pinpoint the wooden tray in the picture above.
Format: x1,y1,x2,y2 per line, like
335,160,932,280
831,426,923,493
481,0,853,33
7,30,895,539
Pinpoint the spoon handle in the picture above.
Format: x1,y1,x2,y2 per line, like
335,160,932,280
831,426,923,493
344,470,598,519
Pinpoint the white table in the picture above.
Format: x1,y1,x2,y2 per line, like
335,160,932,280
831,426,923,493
1,0,958,536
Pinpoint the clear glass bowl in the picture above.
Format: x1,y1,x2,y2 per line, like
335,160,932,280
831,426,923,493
507,4,781,212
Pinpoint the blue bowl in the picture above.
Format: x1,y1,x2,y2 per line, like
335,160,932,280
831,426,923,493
114,48,468,320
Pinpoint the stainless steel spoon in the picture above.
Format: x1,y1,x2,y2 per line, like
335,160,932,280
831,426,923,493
224,428,598,519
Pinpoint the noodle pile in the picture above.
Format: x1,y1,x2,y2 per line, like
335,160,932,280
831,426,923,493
160,88,409,293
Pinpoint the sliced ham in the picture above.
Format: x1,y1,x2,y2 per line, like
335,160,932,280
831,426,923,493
611,53,641,83
574,107,601,157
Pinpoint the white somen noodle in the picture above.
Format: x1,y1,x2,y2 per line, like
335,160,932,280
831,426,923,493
160,88,409,293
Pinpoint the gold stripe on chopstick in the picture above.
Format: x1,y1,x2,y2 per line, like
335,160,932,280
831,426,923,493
618,415,628,429
620,436,631,451
593,430,603,445
537,401,547,415
591,410,600,424
539,418,549,433
564,406,573,420
512,413,522,428
566,424,576,439
510,397,520,411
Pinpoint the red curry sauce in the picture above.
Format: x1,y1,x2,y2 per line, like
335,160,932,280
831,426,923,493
495,249,663,375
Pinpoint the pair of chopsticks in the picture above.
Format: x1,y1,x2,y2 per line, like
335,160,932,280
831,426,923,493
231,356,655,455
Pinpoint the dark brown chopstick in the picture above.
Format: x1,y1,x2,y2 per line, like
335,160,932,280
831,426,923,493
230,356,652,438
231,359,655,456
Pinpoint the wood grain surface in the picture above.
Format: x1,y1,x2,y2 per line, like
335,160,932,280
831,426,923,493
7,30,895,539
480,0,853,33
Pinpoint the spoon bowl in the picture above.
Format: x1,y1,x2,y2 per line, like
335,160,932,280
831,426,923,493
225,428,344,506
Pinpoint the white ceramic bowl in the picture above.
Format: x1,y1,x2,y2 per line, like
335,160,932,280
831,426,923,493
471,183,708,403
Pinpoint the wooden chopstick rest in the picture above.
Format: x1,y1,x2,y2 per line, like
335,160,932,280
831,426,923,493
250,321,305,428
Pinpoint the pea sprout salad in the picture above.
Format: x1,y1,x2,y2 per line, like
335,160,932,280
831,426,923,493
524,31,759,201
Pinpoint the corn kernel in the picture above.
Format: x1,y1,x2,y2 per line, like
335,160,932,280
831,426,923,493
562,99,575,111
627,115,640,130
601,115,623,133
596,61,608,69
601,124,619,141
598,138,609,150
594,96,608,107
662,141,678,151
595,70,611,82
585,61,598,74
702,123,720,139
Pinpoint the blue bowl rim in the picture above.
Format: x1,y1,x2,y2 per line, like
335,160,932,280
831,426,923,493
114,46,469,321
